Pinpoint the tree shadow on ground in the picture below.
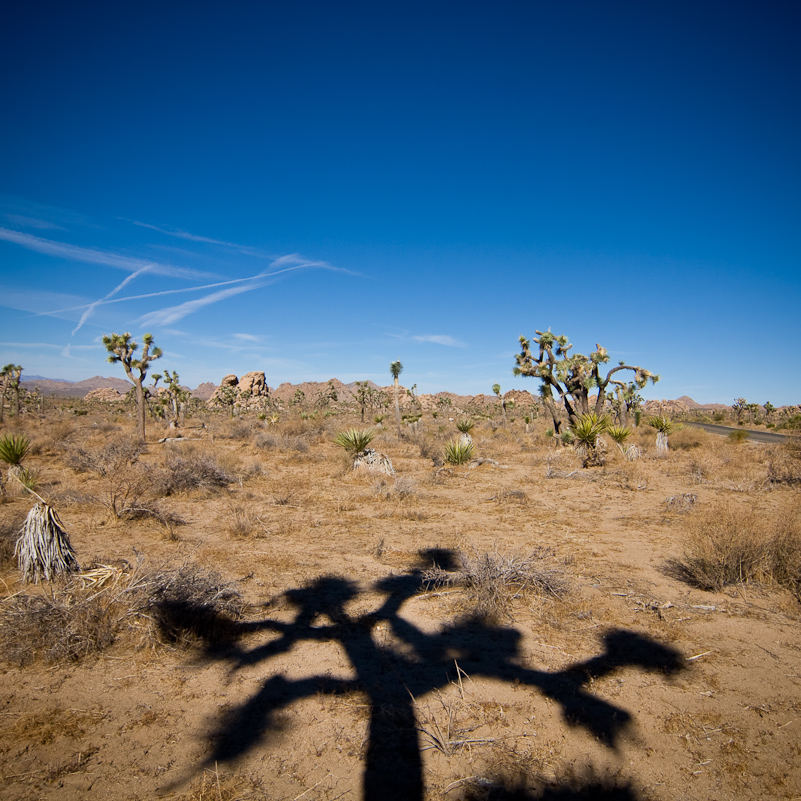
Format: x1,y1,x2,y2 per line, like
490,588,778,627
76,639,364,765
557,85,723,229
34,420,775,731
155,548,683,801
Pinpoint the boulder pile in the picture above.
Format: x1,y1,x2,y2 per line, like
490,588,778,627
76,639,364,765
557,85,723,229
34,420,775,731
84,387,124,402
207,372,270,411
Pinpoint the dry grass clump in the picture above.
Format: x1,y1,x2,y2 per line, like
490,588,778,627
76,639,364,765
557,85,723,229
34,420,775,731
673,499,801,598
424,545,570,622
68,438,144,474
372,476,417,499
158,447,234,494
253,432,308,452
767,436,801,485
0,559,245,665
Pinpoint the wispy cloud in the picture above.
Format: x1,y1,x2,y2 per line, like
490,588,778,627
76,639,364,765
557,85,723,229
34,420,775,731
233,333,260,342
139,283,266,327
129,219,242,248
71,265,152,335
412,334,467,348
0,227,217,281
136,257,351,327
3,214,66,231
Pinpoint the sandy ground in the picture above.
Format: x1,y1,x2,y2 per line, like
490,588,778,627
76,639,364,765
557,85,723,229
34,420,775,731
1,412,799,800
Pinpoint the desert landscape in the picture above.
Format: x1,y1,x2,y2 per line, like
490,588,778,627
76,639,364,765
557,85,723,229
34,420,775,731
1,374,799,801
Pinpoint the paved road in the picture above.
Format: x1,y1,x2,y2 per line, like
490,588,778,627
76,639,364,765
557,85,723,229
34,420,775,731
681,420,789,444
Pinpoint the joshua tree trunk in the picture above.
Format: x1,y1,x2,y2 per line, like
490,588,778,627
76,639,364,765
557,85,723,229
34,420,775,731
656,431,669,457
0,374,8,424
393,377,401,438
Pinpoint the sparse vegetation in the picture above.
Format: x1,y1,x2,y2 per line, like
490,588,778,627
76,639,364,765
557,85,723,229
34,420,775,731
1,385,799,801
333,427,376,455
444,438,475,465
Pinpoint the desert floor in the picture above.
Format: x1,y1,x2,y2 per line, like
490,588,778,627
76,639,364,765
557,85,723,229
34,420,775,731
1,409,799,800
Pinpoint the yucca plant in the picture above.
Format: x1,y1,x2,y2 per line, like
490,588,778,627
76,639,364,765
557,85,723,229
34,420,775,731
444,439,475,465
647,415,673,457
15,501,79,583
607,425,631,446
334,428,376,455
0,433,31,467
570,413,609,467
455,418,475,434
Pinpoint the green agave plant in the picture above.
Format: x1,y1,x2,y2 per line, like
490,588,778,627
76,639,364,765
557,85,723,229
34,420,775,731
333,428,376,455
0,434,31,466
569,413,609,447
444,439,475,465
607,425,631,445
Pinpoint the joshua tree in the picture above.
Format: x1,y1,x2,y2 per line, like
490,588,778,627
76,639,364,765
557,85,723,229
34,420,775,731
732,398,747,423
764,401,775,422
514,329,658,428
648,415,673,457
390,360,403,438
570,412,610,468
103,332,162,441
0,364,23,422
492,383,507,424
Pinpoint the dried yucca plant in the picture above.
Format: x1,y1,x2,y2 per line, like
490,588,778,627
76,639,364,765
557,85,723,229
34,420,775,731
15,501,79,583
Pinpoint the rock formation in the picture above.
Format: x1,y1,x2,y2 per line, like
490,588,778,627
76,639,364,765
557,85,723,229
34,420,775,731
207,372,270,410
84,387,124,402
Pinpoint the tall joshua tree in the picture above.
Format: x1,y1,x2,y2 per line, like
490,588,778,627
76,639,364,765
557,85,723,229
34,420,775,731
514,329,658,429
492,383,507,424
390,360,403,438
103,332,162,441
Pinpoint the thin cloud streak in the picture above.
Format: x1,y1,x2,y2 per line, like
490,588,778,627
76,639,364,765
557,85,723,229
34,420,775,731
413,334,468,348
71,265,151,334
0,227,217,281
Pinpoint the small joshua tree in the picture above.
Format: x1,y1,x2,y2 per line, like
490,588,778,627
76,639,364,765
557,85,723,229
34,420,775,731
103,332,162,441
0,364,23,422
492,383,507,425
390,360,403,438
648,415,673,457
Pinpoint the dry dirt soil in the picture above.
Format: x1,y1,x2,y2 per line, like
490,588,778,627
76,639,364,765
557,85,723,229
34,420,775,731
1,410,800,801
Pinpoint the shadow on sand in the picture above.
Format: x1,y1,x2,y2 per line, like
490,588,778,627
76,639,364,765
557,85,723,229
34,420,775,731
156,548,683,800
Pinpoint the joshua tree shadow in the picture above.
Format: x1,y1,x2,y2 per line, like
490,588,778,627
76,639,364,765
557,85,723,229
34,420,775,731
158,548,684,801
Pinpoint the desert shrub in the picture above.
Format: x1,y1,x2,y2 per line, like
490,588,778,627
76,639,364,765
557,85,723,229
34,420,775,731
158,448,233,494
674,500,801,598
222,502,263,538
333,427,375,455
373,476,417,499
424,545,569,622
68,439,143,475
444,439,475,465
0,560,245,665
768,437,801,485
0,511,26,567
669,427,707,450
728,429,749,444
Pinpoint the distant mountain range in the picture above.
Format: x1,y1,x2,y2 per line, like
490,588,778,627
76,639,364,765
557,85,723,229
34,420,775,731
21,375,134,398
19,374,738,408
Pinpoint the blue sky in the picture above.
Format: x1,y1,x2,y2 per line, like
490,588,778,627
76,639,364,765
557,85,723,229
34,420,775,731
1,1,799,404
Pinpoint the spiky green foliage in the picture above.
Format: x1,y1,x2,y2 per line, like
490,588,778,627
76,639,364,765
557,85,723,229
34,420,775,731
333,428,376,455
103,331,162,441
0,434,31,466
569,413,609,447
455,418,475,434
514,329,658,429
607,425,631,445
444,439,475,465
647,415,674,434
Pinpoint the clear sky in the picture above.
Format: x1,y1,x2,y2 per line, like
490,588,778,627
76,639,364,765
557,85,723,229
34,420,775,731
1,1,799,405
